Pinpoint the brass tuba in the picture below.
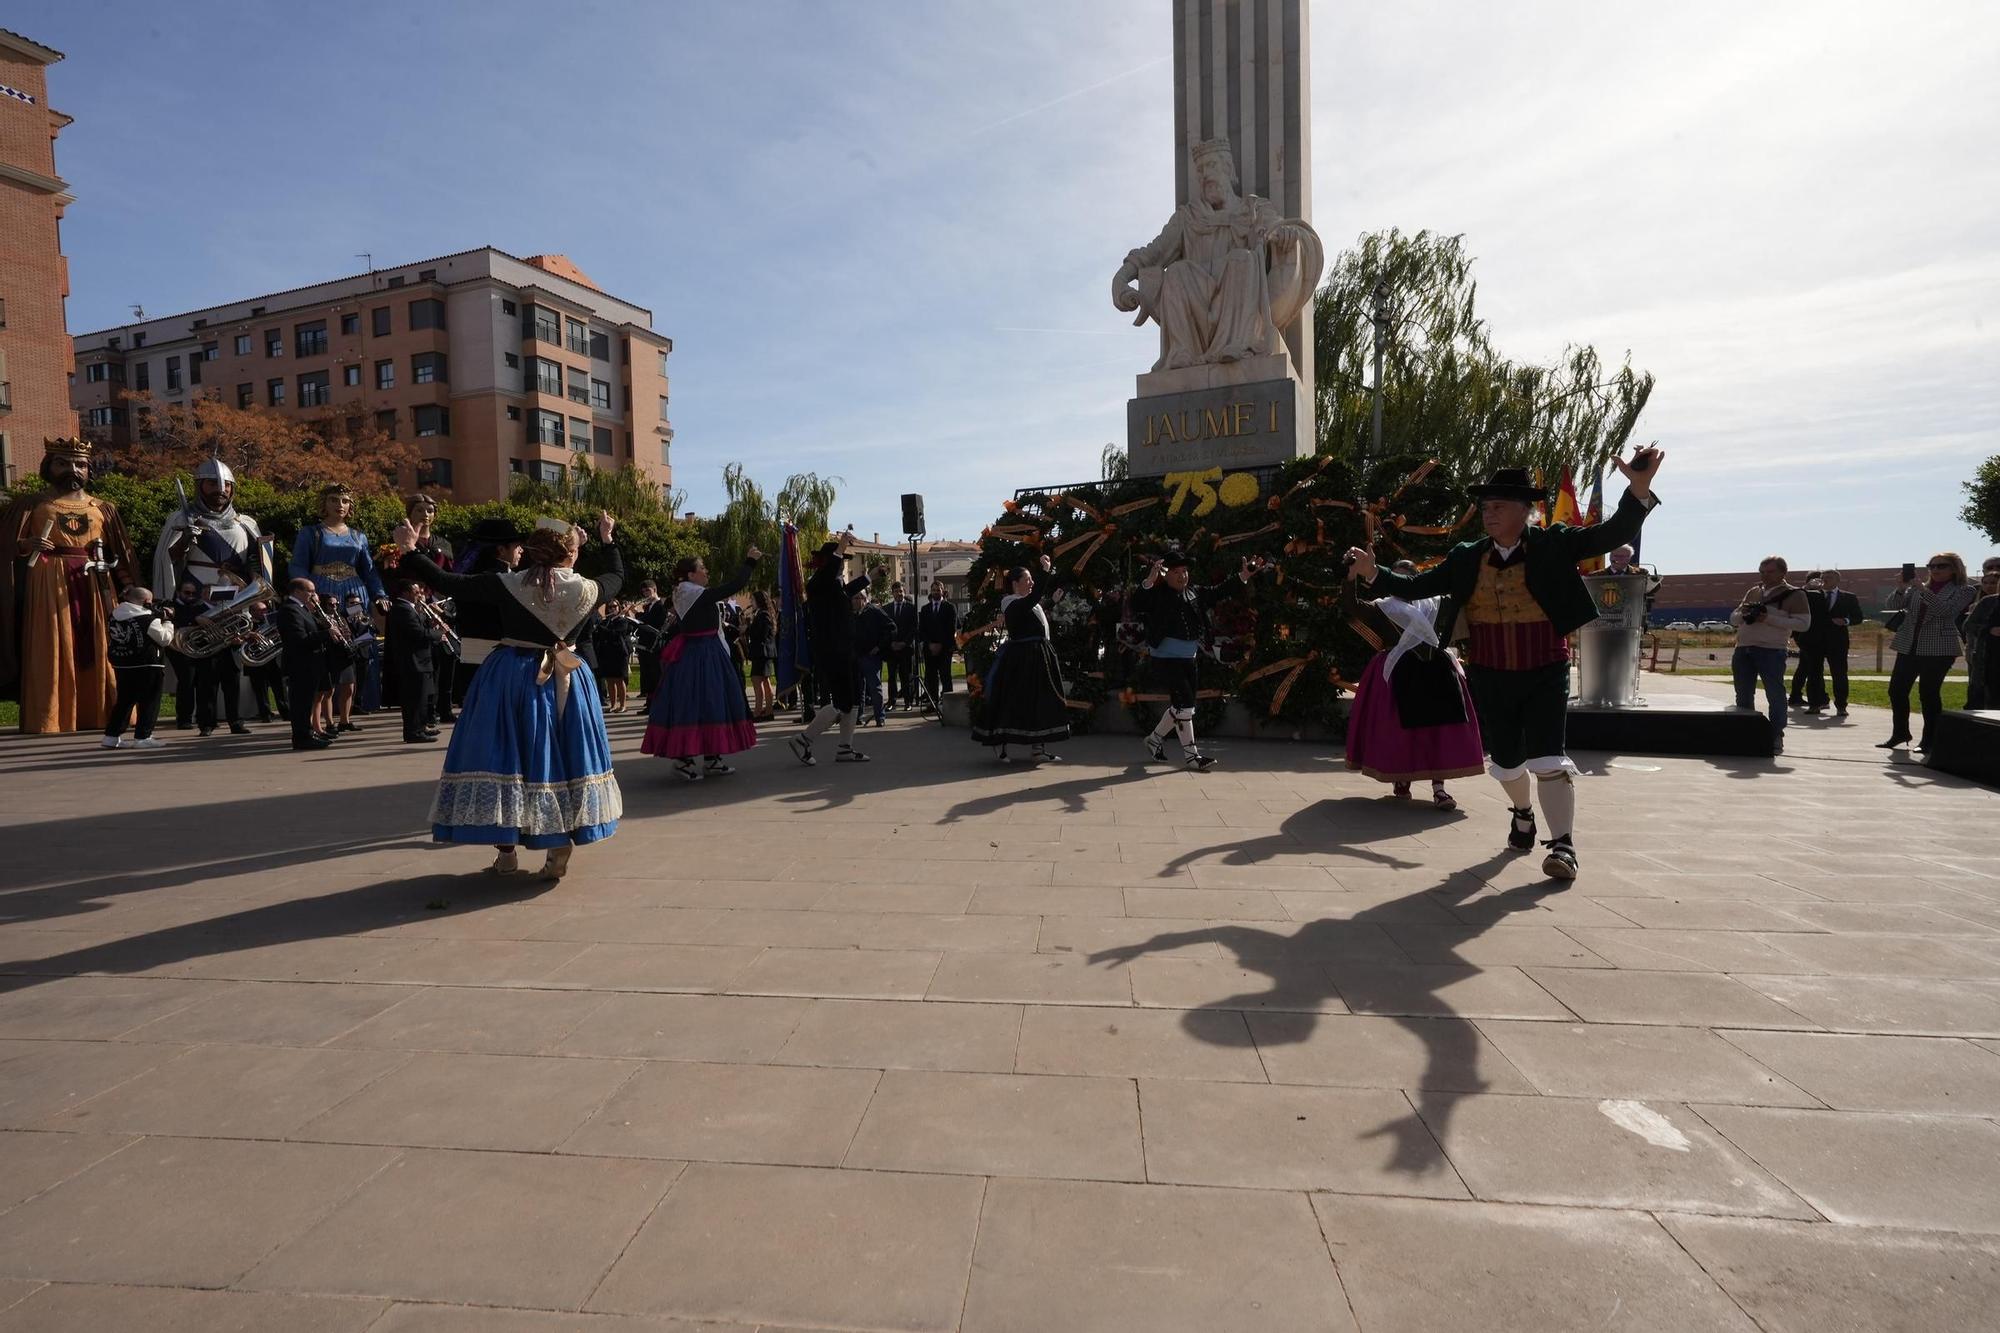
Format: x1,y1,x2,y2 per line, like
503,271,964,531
173,578,279,660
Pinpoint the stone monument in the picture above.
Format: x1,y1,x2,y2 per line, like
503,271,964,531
1114,0,1322,478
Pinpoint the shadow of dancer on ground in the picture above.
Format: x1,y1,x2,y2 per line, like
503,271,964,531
1157,794,1459,877
1090,850,1562,1174
0,870,562,989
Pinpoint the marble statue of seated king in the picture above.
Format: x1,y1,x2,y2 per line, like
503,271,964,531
1113,137,1324,375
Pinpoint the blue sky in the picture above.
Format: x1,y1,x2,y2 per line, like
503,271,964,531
21,0,1998,571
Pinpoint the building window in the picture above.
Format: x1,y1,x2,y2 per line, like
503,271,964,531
375,359,394,390
419,268,437,282
298,370,331,407
568,416,590,447
133,332,146,348
376,408,398,437
85,363,108,383
267,378,285,407
588,330,610,360
527,305,559,343
589,378,611,410
414,404,449,437
371,307,391,336
265,329,282,358
661,439,671,466
501,298,518,316
592,425,612,456
659,351,670,377
343,364,362,387
236,382,252,408
505,405,521,421
533,410,564,447
340,312,360,335
133,362,150,392
566,318,589,354
202,341,219,362
344,415,364,436
166,356,183,392
188,354,202,386
387,275,406,289
85,406,115,428
532,460,563,485
408,298,446,331
567,368,590,404
412,351,447,385
510,457,524,475
294,321,328,358
658,395,670,421
234,334,251,356
529,357,562,396
419,456,453,488
504,352,519,369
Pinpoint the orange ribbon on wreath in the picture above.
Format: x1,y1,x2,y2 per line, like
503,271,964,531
1108,495,1163,517
1053,523,1115,571
1241,649,1318,716
1216,521,1280,548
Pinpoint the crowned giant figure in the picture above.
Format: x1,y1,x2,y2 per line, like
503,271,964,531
154,455,272,738
0,437,140,733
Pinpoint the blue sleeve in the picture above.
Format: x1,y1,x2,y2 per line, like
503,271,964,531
354,532,385,600
288,526,315,583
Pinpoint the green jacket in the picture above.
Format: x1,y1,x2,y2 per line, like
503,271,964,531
1364,489,1659,639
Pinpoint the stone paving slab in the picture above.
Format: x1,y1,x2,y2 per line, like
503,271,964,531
1,687,1997,1327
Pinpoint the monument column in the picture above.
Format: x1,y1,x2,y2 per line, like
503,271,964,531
1172,0,1312,399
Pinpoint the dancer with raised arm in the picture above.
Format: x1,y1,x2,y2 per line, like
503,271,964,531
394,512,625,880
1345,448,1663,881
642,549,761,780
972,552,1071,764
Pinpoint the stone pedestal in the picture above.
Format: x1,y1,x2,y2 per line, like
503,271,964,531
1127,369,1310,477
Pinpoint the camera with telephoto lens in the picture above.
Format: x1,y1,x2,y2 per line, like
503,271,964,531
1740,603,1765,622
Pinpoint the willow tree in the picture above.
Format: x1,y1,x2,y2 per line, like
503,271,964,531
507,449,683,519
1315,229,1654,503
700,463,841,586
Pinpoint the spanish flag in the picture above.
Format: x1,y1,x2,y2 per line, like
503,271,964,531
1549,469,1583,528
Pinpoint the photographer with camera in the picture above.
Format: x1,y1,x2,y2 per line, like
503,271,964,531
1730,556,1812,753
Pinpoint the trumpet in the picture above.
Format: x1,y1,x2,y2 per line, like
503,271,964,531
173,578,280,660
416,596,460,655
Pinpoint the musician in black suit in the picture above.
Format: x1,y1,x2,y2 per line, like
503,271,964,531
1788,574,1833,713
1819,569,1862,716
385,581,442,743
274,578,333,750
883,581,920,709
917,580,958,700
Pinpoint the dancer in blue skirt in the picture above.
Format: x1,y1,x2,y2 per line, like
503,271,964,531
392,511,625,881
642,547,761,780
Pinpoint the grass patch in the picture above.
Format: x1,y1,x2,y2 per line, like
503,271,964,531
1670,674,1968,711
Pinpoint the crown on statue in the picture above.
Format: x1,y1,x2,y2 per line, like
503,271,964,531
1190,137,1236,171
43,437,94,462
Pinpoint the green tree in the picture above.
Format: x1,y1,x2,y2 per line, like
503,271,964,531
699,463,841,587
1100,442,1129,481
1315,229,1654,497
507,449,682,519
1963,454,2000,543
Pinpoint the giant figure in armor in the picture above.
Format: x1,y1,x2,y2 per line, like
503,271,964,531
153,455,272,736
0,437,140,733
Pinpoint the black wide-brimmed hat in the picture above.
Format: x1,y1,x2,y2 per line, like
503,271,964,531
1468,468,1547,503
1159,548,1192,570
467,517,530,545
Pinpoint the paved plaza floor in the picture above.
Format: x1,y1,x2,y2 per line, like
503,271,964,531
2,677,1999,1330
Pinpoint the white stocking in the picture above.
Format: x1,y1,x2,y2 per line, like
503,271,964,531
1498,773,1532,811
1173,708,1197,753
1535,771,1576,840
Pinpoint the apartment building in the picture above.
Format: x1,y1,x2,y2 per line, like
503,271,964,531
0,28,78,483
842,533,981,604
71,247,673,502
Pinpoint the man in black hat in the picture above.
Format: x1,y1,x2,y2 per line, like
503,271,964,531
1133,548,1266,771
452,517,528,700
791,533,877,764
1345,448,1665,881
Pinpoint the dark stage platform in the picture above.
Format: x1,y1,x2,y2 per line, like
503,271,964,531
1922,710,2000,788
1567,690,1774,759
